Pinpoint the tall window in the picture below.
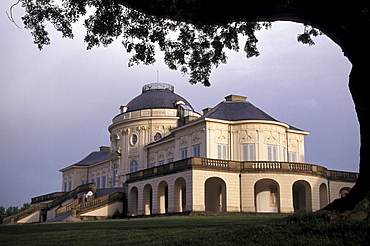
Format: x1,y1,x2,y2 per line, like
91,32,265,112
63,182,67,192
68,181,72,191
181,148,188,159
167,158,174,163
96,177,101,189
102,176,106,188
130,160,138,173
193,144,201,157
158,160,165,166
217,144,228,160
113,164,118,187
242,144,256,161
267,145,278,161
288,152,298,162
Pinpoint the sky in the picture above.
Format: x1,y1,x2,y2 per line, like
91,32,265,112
0,1,359,208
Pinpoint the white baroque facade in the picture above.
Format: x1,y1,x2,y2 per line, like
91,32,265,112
60,83,357,215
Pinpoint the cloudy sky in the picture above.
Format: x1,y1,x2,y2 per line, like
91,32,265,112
0,1,359,208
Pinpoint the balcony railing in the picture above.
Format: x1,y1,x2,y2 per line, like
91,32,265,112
31,192,66,204
126,157,358,183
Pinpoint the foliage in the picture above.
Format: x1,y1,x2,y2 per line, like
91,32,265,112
1,215,369,245
16,0,320,86
0,203,31,223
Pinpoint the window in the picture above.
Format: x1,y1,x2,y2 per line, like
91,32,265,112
149,163,156,168
131,134,138,146
96,177,101,189
113,164,118,187
288,152,298,162
193,144,201,157
68,181,72,191
130,160,138,173
267,145,278,161
81,180,88,185
91,178,95,184
63,182,67,192
154,132,162,141
242,144,256,161
217,144,228,160
158,160,165,166
167,158,174,163
181,148,188,159
102,176,106,188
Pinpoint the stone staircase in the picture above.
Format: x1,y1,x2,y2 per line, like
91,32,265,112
2,183,97,224
54,188,124,221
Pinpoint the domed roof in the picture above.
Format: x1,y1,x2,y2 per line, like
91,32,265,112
126,83,194,113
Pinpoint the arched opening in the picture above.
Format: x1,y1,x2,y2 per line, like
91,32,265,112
292,180,312,212
143,184,153,215
129,186,138,216
319,183,329,209
339,187,352,198
254,179,280,213
158,181,169,214
174,177,187,212
205,177,226,212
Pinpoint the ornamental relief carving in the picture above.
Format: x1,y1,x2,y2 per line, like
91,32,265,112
239,130,256,143
192,132,201,144
129,146,138,153
158,151,165,160
265,133,277,143
216,134,227,143
288,143,296,151
122,125,150,135
149,154,156,163
240,134,254,142
167,147,174,157
121,128,130,135
179,136,188,147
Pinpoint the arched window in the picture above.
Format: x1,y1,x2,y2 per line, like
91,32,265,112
130,160,138,173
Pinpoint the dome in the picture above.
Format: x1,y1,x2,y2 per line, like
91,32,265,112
125,83,194,113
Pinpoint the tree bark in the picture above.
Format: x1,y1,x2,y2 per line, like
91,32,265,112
115,0,370,214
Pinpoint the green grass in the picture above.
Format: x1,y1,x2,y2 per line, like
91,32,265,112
1,213,369,246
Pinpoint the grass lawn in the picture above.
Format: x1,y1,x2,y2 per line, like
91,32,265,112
1,213,369,245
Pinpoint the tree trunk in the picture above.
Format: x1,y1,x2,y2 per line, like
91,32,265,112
325,57,370,216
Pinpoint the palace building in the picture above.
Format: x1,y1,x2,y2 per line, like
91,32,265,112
3,83,358,224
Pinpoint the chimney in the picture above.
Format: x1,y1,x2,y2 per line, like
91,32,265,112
99,146,110,151
202,107,213,115
225,95,247,102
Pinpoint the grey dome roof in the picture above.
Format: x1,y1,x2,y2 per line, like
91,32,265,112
126,83,193,112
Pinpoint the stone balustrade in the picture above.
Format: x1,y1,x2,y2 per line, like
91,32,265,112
2,203,48,224
126,157,358,183
75,192,124,214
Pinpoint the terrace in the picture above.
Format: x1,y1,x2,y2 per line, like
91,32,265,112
126,157,358,183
